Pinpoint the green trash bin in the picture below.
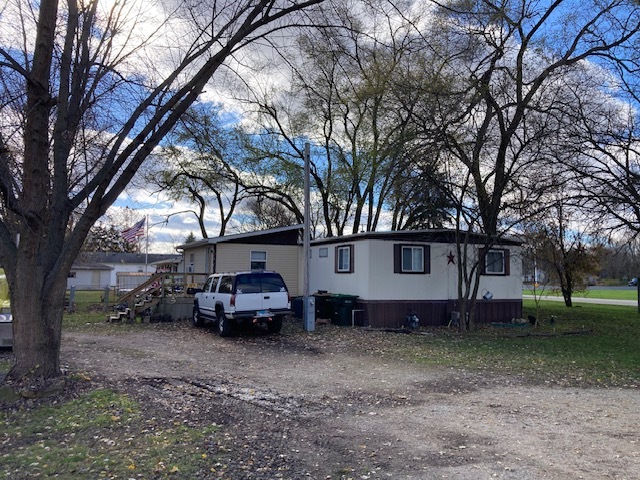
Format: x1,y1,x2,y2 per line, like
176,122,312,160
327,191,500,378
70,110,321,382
329,294,359,326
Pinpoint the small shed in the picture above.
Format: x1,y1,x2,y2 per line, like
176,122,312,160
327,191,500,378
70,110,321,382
67,261,113,290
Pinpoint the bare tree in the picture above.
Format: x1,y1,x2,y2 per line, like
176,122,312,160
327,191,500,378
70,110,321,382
386,0,640,328
0,0,326,383
526,201,601,307
242,196,300,231
145,103,251,238
571,111,640,235
242,4,429,236
414,0,640,236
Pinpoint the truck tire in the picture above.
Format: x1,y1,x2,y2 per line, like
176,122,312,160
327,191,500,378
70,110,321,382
217,310,234,337
192,305,204,327
268,315,283,334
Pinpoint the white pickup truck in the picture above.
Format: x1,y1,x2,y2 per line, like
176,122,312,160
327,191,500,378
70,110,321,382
192,271,292,336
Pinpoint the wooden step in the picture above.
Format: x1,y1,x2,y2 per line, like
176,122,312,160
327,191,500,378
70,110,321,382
106,308,131,323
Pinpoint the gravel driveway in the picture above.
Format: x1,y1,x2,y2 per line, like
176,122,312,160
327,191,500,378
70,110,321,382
61,321,640,479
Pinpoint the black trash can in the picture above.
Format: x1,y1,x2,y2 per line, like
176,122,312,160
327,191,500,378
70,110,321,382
313,292,334,320
329,294,359,326
292,297,303,319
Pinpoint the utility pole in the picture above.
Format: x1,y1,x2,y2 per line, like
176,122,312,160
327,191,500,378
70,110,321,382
303,142,315,331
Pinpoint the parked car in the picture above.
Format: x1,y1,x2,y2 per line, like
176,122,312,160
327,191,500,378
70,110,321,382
0,269,12,349
629,278,638,287
192,271,291,336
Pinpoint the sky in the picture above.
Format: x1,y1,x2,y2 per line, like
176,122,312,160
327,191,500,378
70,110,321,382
112,188,221,254
3,0,636,254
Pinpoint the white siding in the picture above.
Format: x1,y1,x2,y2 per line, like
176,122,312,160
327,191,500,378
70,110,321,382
310,240,522,301
368,241,441,300
67,270,111,290
103,263,147,286
309,243,366,298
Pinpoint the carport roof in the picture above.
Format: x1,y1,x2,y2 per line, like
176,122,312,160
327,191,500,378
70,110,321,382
178,224,303,250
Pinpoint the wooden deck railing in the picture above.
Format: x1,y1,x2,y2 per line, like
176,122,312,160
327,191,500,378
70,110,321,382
117,272,210,306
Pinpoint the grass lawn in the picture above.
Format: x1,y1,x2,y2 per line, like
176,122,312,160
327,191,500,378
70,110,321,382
5,293,640,390
523,288,638,301
519,299,640,385
478,299,639,386
0,387,219,479
360,299,640,388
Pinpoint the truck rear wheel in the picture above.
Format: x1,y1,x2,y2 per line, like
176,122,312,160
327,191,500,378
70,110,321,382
217,310,234,337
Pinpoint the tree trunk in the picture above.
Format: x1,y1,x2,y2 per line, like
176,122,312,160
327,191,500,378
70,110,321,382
8,253,67,380
561,284,573,307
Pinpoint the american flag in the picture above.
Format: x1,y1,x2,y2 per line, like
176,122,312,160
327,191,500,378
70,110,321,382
121,218,145,242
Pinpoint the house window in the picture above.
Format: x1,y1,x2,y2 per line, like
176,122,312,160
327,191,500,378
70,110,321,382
319,247,328,258
394,244,430,274
335,245,354,273
402,246,423,272
68,271,77,278
482,249,509,275
250,250,267,270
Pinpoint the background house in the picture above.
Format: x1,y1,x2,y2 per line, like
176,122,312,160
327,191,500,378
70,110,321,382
67,261,113,290
76,252,177,287
177,225,303,296
309,230,522,328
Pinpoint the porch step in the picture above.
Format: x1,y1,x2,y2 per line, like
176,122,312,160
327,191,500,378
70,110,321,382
105,296,162,323
106,308,131,323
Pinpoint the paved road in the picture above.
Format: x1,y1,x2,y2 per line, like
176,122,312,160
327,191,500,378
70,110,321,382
523,295,638,307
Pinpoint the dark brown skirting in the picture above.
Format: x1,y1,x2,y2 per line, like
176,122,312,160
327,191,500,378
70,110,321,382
352,299,523,328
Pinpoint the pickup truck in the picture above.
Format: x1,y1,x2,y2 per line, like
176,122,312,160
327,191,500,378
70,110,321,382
192,271,292,336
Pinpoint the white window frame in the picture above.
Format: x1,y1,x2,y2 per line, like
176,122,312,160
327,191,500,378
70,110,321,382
337,246,351,273
401,246,424,273
485,249,505,275
250,250,267,270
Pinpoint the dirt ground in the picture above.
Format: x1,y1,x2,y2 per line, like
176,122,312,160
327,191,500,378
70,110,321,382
57,320,639,479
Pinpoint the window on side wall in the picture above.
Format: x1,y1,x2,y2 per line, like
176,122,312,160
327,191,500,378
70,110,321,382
394,244,430,274
335,245,354,273
482,249,509,275
250,250,267,270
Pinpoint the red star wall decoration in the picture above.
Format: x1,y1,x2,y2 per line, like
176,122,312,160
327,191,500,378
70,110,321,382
447,251,455,265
